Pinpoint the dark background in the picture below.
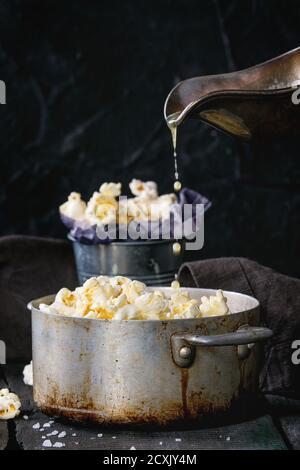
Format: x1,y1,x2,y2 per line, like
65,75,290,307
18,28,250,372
1,0,300,277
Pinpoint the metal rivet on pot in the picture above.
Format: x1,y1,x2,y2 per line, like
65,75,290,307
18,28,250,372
238,344,252,360
179,346,192,359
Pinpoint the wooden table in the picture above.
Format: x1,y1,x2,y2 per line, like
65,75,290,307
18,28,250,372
1,364,299,450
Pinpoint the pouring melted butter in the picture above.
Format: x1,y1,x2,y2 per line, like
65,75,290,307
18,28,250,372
167,112,181,192
167,112,183,278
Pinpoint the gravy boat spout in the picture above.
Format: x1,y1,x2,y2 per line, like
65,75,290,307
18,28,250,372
164,47,300,140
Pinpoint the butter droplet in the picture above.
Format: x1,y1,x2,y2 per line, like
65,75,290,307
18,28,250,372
172,242,181,255
171,280,180,289
174,181,182,192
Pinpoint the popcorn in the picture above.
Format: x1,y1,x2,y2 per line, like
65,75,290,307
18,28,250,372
129,179,158,199
59,192,86,220
39,277,230,321
96,276,121,298
158,194,177,205
39,303,59,315
128,191,176,222
170,290,191,306
134,291,168,320
93,204,116,225
51,288,78,317
127,198,150,221
199,290,230,317
150,194,177,220
23,361,33,386
121,280,146,303
77,277,119,310
59,180,178,227
118,198,132,224
172,299,200,319
84,311,98,319
110,293,127,309
0,389,21,420
110,276,131,288
86,192,118,225
113,304,138,320
99,182,122,198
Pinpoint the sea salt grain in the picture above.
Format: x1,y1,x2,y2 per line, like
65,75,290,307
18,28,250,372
97,433,103,438
23,415,29,420
53,442,66,448
44,423,51,428
175,438,182,442
226,437,231,441
33,423,40,429
58,431,66,438
130,446,136,450
159,442,163,446
72,433,77,437
42,439,52,448
40,428,45,432
47,430,59,437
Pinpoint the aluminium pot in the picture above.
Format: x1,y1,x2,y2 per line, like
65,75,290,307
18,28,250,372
29,288,272,426
69,235,185,286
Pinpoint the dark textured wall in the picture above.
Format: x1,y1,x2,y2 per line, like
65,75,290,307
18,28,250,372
1,0,300,277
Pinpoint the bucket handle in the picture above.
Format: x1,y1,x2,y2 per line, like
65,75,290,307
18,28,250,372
171,324,273,368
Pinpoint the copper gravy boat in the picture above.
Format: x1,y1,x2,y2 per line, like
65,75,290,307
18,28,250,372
164,47,300,140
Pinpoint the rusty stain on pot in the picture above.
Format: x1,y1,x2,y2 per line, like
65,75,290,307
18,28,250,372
36,388,236,426
181,369,189,417
38,402,184,426
35,382,187,425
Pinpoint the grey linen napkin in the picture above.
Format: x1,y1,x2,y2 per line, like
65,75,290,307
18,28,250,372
178,257,300,398
0,235,77,362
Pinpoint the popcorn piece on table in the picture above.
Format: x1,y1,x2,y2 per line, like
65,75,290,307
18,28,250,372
0,388,21,420
23,360,33,386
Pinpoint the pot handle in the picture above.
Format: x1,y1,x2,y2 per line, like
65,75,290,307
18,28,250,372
171,325,273,368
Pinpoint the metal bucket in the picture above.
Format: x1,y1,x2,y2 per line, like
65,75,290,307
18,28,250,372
69,236,185,286
29,288,273,426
